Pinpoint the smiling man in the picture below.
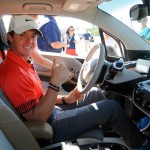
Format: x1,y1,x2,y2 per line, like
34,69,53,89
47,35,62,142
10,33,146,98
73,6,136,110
0,15,149,150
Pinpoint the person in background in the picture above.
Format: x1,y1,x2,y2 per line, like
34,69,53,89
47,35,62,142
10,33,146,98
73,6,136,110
0,36,8,62
1,15,150,150
90,36,94,42
37,15,67,53
139,17,150,43
104,33,118,57
65,26,78,56
83,30,91,52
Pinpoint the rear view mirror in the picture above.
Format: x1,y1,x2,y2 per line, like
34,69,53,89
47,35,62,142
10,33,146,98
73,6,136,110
130,4,148,21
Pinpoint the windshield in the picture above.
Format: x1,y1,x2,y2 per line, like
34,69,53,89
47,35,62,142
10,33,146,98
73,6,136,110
98,0,150,44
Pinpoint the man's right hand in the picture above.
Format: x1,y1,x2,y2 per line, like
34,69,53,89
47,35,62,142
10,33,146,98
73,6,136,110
50,58,69,87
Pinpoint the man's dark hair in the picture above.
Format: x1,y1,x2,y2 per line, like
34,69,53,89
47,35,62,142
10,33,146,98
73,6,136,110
7,30,14,45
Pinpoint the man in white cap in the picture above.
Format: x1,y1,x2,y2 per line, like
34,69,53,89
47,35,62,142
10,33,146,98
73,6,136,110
0,15,149,150
9,15,43,36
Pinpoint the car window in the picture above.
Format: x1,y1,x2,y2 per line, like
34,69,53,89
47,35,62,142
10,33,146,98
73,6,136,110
103,32,122,57
2,15,101,59
2,14,126,59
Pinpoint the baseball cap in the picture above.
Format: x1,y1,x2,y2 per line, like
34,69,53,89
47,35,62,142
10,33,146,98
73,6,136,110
9,15,43,36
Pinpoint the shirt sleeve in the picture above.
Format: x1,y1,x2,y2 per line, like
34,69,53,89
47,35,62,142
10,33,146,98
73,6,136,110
3,71,41,114
44,22,59,43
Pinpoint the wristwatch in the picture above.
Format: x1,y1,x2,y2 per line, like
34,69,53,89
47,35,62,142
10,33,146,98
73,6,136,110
62,96,67,104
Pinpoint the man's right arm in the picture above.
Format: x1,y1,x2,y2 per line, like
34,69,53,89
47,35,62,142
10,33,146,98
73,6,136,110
23,86,59,121
23,59,70,122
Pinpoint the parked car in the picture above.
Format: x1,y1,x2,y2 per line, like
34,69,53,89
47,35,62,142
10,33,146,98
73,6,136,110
0,0,150,150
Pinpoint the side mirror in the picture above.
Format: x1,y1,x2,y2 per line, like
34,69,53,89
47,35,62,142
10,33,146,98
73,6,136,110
130,4,148,21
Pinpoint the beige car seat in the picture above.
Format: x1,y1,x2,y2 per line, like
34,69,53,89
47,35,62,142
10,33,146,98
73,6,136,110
0,99,41,150
0,88,53,141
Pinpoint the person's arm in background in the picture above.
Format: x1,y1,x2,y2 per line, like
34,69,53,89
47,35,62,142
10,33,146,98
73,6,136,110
74,34,78,44
45,22,67,49
51,41,67,49
145,28,150,44
74,34,79,55
31,49,74,79
31,49,53,69
83,34,85,40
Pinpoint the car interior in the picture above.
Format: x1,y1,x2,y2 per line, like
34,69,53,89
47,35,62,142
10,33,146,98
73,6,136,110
0,0,150,150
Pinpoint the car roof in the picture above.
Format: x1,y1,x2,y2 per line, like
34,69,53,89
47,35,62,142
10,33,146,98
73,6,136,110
0,0,103,28
0,0,101,15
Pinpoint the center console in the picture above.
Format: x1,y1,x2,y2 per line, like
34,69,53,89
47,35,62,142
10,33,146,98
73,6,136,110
61,142,128,150
42,141,128,150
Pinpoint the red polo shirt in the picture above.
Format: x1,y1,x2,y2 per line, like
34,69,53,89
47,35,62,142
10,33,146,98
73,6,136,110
0,50,44,114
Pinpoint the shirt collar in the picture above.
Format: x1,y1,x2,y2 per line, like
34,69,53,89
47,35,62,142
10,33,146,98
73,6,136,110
6,49,33,70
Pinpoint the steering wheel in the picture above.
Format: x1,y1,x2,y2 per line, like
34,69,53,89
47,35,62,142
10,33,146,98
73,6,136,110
77,43,105,94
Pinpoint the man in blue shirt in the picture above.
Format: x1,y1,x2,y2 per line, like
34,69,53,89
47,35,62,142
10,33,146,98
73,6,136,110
139,17,150,43
83,30,91,52
37,16,67,53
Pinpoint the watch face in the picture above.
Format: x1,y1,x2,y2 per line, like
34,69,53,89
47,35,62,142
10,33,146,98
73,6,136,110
62,96,67,104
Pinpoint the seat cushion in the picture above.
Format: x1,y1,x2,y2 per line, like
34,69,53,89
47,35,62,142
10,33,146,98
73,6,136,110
0,100,40,150
77,127,104,146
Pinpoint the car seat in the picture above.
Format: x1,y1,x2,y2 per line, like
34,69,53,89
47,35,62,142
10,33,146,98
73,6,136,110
0,99,41,150
0,88,53,141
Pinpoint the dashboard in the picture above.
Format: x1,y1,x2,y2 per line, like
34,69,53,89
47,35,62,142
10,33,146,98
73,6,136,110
122,59,150,116
125,59,150,116
99,58,150,117
34,54,150,117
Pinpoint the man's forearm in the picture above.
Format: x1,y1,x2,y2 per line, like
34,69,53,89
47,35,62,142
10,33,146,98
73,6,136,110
23,87,59,121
